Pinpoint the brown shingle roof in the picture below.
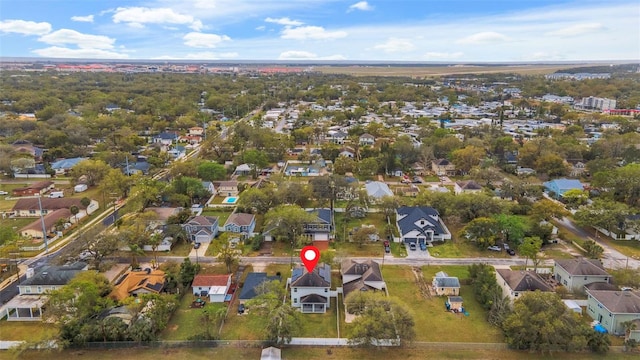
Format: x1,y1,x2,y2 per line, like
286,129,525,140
456,180,482,190
555,258,609,276
188,216,218,226
497,269,553,293
225,213,255,227
588,290,640,314
12,198,86,211
110,270,166,301
192,274,231,287
20,208,71,232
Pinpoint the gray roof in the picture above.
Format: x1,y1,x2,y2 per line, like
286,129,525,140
433,159,451,166
306,208,332,225
365,181,393,198
456,180,482,190
341,259,385,299
239,273,281,300
556,258,609,276
496,269,553,293
434,277,461,288
300,293,328,304
291,263,331,288
225,213,255,227
396,206,446,237
20,262,87,287
448,296,464,303
588,290,640,314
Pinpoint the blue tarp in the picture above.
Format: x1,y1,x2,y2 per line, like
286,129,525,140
594,324,608,333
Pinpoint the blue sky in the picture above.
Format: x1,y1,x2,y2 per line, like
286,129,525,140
0,0,638,61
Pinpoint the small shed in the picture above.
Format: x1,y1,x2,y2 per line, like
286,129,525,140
446,296,464,312
562,299,582,314
260,346,281,360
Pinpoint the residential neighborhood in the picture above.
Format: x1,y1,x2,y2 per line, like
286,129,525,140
0,61,639,359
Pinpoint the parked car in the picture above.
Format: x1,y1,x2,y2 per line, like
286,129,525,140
384,246,391,254
503,243,510,250
0,191,8,195
383,240,390,247
409,243,417,251
238,303,245,314
193,242,201,249
419,242,427,251
507,249,516,256
487,245,501,252
412,177,422,184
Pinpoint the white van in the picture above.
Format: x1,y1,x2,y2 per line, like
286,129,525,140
49,191,64,198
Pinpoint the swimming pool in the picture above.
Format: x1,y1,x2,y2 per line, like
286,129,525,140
222,196,238,204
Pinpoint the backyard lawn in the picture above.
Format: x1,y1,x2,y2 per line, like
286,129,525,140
0,321,57,341
162,294,228,340
200,209,234,226
334,212,393,242
382,265,504,343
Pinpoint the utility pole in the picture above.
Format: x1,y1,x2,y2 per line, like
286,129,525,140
37,195,48,253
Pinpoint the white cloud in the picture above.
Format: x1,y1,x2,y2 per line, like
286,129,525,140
71,15,94,23
278,51,345,60
348,1,373,12
32,46,129,59
0,19,51,35
256,26,266,31
424,51,464,60
183,32,231,48
373,38,416,53
265,17,303,26
38,29,115,49
456,31,511,45
154,52,239,60
546,23,604,37
281,26,347,40
112,7,203,31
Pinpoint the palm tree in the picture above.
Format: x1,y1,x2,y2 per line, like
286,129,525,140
147,233,162,268
70,205,80,224
622,320,638,340
217,240,239,273
128,244,145,269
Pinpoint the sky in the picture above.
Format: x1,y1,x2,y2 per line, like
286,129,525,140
0,0,638,61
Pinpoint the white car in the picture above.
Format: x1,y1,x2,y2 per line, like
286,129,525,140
487,245,501,252
0,191,8,195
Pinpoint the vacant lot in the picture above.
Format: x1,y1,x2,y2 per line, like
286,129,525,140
382,265,503,343
162,294,228,340
315,64,597,77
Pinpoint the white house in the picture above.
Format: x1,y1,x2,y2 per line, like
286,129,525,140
454,180,483,195
495,269,554,303
192,274,232,303
554,258,611,293
182,216,219,243
18,262,88,295
395,206,451,244
290,263,332,313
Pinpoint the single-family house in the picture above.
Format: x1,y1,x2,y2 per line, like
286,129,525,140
234,163,252,176
143,236,174,252
18,262,88,295
110,269,166,301
12,181,55,197
11,140,43,160
145,207,181,228
219,181,239,197
364,181,393,200
50,157,87,175
586,289,640,336
496,269,554,303
11,198,99,218
516,166,536,176
341,259,386,305
543,178,584,199
339,149,355,158
105,103,121,112
153,131,179,146
327,130,347,144
454,180,483,195
192,274,232,303
303,208,333,250
188,126,205,136
182,216,219,243
554,258,611,293
20,208,71,239
569,161,587,177
359,133,375,146
224,213,256,236
432,271,461,296
396,206,451,244
290,263,332,313
597,214,640,241
202,181,216,194
167,145,186,160
238,272,281,304
432,159,456,176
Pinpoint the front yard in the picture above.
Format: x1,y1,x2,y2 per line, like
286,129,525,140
382,265,504,343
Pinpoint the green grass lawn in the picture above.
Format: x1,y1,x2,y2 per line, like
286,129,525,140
334,212,391,242
382,265,504,343
0,321,58,341
200,209,234,226
592,235,640,260
390,241,407,257
334,242,388,258
297,297,339,338
14,347,640,360
161,294,228,340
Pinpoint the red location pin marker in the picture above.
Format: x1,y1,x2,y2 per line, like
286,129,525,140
300,245,320,273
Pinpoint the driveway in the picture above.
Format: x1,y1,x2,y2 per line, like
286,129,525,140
556,217,640,269
404,243,432,259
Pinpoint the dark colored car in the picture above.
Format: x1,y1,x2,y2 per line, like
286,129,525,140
385,246,391,254
238,303,245,314
507,249,516,256
193,242,201,249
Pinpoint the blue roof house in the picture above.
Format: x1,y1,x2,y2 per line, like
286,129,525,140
51,157,87,175
544,178,584,199
396,206,451,244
